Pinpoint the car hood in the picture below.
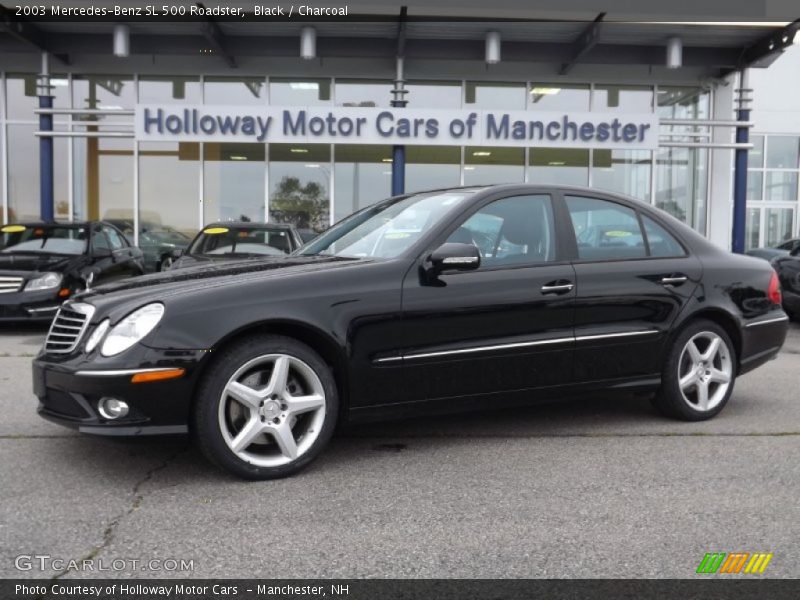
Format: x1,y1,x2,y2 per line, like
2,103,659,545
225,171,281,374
78,254,366,311
0,252,77,277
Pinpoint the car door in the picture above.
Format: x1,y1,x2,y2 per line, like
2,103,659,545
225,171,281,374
88,226,124,285
564,194,702,383
399,192,576,404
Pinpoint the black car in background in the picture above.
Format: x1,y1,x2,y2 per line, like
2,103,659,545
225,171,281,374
106,220,192,273
32,185,789,480
747,238,800,261
171,222,303,270
770,246,800,320
0,221,144,321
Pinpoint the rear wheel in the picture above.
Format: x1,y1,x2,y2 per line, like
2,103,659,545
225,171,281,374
652,320,736,421
193,335,338,479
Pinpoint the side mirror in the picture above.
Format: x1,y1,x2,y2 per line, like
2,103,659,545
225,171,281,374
427,242,481,275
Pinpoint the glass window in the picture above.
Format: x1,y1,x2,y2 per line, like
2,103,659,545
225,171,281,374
204,143,265,224
448,194,555,266
746,207,761,250
204,77,266,105
8,124,69,222
765,208,795,247
301,190,474,259
566,196,647,261
405,146,461,193
748,135,765,169
465,82,526,110
269,143,330,232
765,171,799,202
529,148,589,186
335,80,392,107
592,149,651,201
72,75,135,122
91,227,111,253
642,215,685,257
747,171,763,201
654,148,708,231
72,137,134,222
593,85,653,113
6,73,70,121
269,78,331,106
104,225,126,250
656,87,710,119
766,136,800,169
0,224,88,255
529,84,590,111
190,226,293,256
333,145,392,223
139,76,201,104
464,147,524,186
406,81,462,108
139,142,200,237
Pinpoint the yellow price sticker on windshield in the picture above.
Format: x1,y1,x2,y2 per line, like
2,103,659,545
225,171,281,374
605,230,632,237
203,227,229,234
1,225,26,233
384,232,410,239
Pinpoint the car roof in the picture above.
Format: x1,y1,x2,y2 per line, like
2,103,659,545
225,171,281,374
202,221,295,230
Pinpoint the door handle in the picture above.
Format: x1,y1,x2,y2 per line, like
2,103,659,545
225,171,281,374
541,281,574,295
660,275,688,286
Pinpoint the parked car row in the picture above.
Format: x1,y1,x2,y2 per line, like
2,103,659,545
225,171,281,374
0,220,309,322
747,238,800,320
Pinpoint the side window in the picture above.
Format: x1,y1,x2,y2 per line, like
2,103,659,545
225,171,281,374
446,194,556,267
566,196,646,261
104,226,127,250
641,216,685,257
91,228,111,253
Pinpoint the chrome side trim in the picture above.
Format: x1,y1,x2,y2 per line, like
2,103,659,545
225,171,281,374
374,329,660,364
574,330,659,342
745,315,790,328
75,367,181,377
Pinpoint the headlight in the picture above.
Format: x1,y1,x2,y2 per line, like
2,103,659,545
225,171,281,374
24,272,63,292
100,303,165,357
85,319,110,353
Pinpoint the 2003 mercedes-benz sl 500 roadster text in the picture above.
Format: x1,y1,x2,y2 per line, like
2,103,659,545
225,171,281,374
33,185,789,479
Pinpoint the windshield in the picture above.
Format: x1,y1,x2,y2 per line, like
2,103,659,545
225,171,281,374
299,190,476,259
189,227,293,256
0,225,88,255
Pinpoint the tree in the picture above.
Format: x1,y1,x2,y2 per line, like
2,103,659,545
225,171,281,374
269,176,329,231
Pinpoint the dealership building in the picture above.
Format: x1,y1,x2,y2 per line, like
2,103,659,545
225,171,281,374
0,1,799,251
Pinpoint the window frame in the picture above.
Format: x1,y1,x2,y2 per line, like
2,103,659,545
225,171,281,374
559,192,689,264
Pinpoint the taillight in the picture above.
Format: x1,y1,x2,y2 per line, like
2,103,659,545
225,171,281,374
767,271,782,306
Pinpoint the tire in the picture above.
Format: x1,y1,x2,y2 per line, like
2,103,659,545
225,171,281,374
652,319,736,421
193,335,338,480
158,255,174,272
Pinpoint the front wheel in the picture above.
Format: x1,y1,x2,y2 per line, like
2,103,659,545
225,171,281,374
652,320,736,421
158,255,174,272
193,335,338,479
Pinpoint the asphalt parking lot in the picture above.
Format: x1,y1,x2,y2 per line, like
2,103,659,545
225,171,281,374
1,322,799,579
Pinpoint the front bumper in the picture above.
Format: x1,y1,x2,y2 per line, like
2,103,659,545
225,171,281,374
33,347,206,435
0,289,63,322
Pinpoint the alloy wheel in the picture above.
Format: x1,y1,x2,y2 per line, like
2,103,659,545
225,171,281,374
677,331,733,412
217,353,326,467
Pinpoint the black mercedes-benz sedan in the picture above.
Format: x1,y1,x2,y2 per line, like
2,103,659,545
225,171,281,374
0,221,145,322
32,185,789,479
170,222,303,270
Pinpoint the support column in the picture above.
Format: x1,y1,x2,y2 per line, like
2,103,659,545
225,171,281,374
731,69,752,254
390,56,408,196
37,52,54,222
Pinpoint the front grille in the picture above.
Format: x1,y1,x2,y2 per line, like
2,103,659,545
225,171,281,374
44,302,95,354
0,276,23,294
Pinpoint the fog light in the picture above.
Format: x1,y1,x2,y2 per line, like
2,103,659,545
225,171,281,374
98,397,129,420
